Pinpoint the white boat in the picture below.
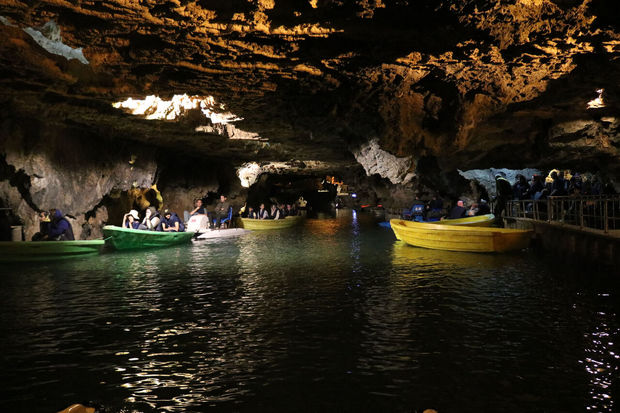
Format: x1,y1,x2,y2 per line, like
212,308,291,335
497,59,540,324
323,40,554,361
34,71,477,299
196,228,251,240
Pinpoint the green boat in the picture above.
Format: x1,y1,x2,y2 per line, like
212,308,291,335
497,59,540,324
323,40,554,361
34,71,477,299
102,225,194,250
0,240,106,262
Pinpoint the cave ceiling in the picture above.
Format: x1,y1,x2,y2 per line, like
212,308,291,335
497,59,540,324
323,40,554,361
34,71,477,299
1,0,619,179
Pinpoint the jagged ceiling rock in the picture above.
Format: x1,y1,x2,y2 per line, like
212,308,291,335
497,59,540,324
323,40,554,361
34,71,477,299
0,0,619,179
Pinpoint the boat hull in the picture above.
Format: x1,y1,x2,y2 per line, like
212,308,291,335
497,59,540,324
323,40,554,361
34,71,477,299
237,216,304,230
0,240,105,262
103,225,194,250
390,219,532,253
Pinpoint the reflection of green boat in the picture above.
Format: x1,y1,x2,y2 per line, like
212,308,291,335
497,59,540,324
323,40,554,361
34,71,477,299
102,225,194,250
0,240,105,262
236,216,304,230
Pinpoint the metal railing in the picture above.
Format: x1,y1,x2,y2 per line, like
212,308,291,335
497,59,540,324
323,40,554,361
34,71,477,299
505,195,620,233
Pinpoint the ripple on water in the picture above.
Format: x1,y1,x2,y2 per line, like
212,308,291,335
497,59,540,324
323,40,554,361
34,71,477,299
0,215,618,412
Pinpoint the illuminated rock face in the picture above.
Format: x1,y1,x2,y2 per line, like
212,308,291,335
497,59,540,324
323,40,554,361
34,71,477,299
0,0,619,233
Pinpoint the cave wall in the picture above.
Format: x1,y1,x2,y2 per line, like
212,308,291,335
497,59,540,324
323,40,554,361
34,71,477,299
0,118,244,240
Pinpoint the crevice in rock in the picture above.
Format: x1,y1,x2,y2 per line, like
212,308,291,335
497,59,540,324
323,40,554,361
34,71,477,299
0,153,39,213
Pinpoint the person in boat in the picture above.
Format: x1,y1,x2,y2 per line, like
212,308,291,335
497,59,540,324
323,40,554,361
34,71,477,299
246,206,257,219
448,200,467,219
161,209,185,232
257,203,269,219
122,209,141,229
184,198,206,222
286,204,297,216
466,202,479,216
278,203,288,218
494,173,513,222
427,194,444,220
44,209,75,241
403,195,426,221
269,204,283,219
31,210,51,241
211,195,231,229
476,199,491,215
141,206,161,231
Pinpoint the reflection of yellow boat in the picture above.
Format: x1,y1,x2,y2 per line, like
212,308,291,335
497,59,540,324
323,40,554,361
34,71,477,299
435,214,495,227
237,216,304,230
391,240,512,269
390,219,532,253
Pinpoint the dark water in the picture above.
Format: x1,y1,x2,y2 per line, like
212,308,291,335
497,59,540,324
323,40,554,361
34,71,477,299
1,212,618,412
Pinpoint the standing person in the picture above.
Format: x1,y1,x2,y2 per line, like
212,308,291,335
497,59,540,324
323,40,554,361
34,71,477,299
494,173,513,224
161,209,184,232
122,209,141,229
257,203,269,219
212,195,230,229
44,209,75,240
512,174,530,200
142,206,161,231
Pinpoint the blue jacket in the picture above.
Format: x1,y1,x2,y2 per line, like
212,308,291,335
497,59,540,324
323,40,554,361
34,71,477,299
162,213,185,232
48,209,75,240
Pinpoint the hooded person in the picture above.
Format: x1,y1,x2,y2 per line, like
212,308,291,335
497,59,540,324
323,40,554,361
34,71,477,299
161,209,185,232
46,209,75,241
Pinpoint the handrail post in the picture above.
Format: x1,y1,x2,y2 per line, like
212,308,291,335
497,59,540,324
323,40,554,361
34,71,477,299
547,198,552,223
580,200,584,228
604,200,609,233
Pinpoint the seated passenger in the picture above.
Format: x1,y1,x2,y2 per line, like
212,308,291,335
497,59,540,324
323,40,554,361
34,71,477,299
122,209,141,229
45,209,75,241
161,209,185,232
466,203,479,216
278,203,288,218
286,204,297,216
448,200,467,219
247,206,257,219
270,204,282,219
476,199,491,215
257,203,269,219
184,198,206,222
211,195,231,229
32,211,51,241
142,206,161,231
427,195,444,220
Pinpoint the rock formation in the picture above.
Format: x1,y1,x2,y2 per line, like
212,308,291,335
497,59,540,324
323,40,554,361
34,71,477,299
1,0,619,236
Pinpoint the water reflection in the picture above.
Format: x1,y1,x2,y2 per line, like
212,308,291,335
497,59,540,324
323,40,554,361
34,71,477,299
0,220,618,412
581,295,618,412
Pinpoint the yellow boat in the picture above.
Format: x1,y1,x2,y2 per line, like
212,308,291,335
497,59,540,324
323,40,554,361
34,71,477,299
237,215,304,230
434,214,495,227
390,219,532,253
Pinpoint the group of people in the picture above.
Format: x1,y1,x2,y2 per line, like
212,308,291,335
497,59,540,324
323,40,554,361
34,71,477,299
122,206,185,232
244,203,299,220
403,194,490,222
125,195,233,232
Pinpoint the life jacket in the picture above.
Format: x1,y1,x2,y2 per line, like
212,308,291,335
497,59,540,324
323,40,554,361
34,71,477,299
412,204,425,215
